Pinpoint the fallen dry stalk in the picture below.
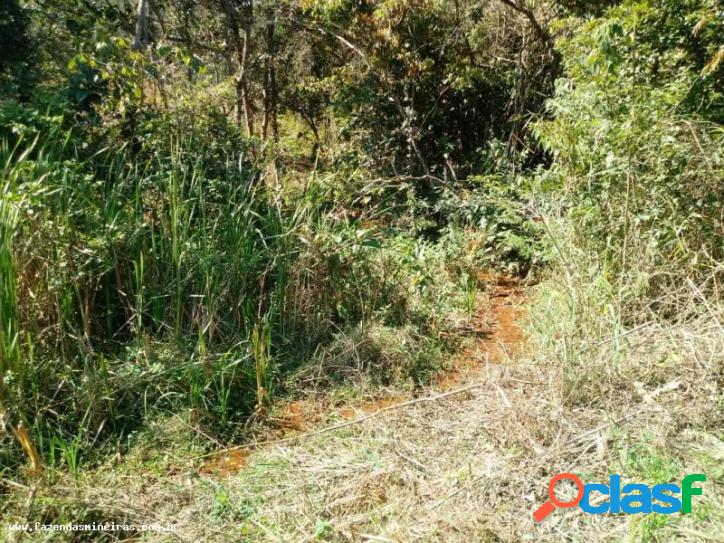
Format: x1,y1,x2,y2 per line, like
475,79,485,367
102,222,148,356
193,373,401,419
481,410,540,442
197,381,489,460
13,422,43,476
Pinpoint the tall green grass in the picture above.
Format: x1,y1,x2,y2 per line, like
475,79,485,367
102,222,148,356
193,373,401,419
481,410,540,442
0,124,475,472
0,129,305,466
0,141,23,406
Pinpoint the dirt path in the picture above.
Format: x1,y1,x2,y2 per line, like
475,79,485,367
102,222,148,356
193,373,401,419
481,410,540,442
435,273,525,390
186,276,551,541
201,275,527,478
480,274,526,361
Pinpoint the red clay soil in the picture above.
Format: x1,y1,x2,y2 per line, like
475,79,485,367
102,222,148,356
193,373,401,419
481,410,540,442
199,448,251,477
435,273,526,389
338,394,412,420
480,273,526,362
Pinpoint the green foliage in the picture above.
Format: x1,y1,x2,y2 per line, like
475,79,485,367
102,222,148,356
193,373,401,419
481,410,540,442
6,0,718,490
0,0,32,75
307,0,556,181
0,97,479,471
436,171,547,273
617,439,682,484
536,0,723,319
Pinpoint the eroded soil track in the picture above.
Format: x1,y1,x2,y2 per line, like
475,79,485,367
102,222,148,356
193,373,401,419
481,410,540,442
480,273,526,361
435,273,525,391
183,274,556,542
201,274,527,478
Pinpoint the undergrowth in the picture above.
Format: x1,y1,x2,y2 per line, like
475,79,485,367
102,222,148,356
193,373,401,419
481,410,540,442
0,115,492,474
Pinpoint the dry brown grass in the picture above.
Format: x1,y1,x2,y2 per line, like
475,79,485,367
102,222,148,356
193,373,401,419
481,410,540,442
2,277,722,543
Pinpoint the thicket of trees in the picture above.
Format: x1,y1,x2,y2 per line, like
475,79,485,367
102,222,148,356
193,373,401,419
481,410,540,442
0,0,721,478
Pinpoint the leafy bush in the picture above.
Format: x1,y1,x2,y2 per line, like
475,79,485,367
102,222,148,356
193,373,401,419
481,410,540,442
535,0,723,320
435,173,547,274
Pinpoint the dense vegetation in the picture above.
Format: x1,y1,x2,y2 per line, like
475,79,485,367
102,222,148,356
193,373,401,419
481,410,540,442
0,0,721,539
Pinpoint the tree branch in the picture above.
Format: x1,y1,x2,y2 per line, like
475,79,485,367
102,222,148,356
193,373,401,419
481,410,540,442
497,0,552,48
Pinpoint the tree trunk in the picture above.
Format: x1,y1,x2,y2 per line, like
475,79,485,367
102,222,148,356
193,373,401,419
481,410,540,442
220,0,255,137
267,8,279,142
132,0,149,50
238,27,254,137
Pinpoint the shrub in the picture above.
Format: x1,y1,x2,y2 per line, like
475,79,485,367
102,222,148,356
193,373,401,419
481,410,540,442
535,0,723,321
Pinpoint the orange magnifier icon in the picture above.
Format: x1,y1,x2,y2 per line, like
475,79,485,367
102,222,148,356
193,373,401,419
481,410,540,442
533,473,584,522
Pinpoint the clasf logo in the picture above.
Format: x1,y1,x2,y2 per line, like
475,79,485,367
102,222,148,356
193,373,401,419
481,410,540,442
533,473,706,522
